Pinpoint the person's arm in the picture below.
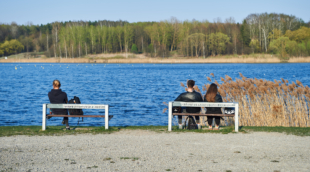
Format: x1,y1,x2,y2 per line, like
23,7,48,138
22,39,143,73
65,93,68,103
48,92,52,114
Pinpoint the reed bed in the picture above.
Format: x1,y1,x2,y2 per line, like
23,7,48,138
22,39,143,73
189,73,310,127
168,73,310,127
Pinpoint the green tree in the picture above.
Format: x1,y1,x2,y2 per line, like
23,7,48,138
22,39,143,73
0,39,24,55
285,26,310,42
208,32,230,55
269,36,297,58
131,44,138,53
249,39,259,53
116,26,124,52
268,28,282,41
124,24,133,58
0,43,3,55
240,19,250,46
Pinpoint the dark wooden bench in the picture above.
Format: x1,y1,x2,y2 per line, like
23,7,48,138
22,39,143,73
168,101,239,132
42,104,113,131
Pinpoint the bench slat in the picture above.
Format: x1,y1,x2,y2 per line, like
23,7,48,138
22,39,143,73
46,115,113,118
173,113,235,117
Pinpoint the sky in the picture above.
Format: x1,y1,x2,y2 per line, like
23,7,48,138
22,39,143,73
0,0,309,25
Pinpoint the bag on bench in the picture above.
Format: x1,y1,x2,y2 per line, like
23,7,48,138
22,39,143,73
172,106,182,113
68,96,84,116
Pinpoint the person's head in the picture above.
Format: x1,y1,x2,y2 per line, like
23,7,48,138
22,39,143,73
187,80,195,88
205,83,218,102
53,80,61,89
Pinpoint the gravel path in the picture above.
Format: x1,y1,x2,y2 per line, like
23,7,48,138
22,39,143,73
1,130,310,172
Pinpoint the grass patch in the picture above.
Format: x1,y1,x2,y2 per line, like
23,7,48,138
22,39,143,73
120,157,139,161
118,125,238,134
0,125,239,137
0,126,118,137
242,126,310,136
1,126,309,137
120,157,131,160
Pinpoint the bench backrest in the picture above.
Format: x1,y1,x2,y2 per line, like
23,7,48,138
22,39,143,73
46,104,108,109
171,101,237,108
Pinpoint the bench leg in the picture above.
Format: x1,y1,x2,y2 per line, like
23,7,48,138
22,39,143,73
42,104,46,131
105,105,109,130
235,104,239,132
168,102,172,131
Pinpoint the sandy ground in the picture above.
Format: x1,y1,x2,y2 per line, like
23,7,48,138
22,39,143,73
1,130,310,172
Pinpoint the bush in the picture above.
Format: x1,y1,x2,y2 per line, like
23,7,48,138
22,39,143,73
131,44,138,54
0,39,24,56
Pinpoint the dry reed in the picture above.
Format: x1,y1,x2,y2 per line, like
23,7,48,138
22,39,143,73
196,73,310,127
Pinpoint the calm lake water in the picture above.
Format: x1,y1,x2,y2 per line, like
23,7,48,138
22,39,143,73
0,63,309,127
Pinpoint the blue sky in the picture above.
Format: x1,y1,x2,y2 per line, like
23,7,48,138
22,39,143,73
0,0,309,25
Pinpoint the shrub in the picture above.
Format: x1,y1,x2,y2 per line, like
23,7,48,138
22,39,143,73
131,44,138,54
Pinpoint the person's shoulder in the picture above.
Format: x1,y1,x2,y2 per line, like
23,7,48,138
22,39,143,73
177,92,188,97
179,92,188,96
193,91,201,95
215,94,222,101
193,91,202,97
60,89,67,95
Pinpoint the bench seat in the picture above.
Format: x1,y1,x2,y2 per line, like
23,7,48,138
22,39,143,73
46,115,113,118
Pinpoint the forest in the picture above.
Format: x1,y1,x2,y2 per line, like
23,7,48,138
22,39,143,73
0,13,310,59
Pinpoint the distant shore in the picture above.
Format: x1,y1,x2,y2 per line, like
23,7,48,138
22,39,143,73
1,53,310,63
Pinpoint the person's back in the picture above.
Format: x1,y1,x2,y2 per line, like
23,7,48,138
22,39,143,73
204,94,222,114
48,80,70,130
48,89,68,115
174,80,203,129
175,91,203,113
204,83,223,130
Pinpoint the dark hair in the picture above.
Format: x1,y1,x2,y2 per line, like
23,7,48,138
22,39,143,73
205,83,217,102
53,80,61,87
187,80,195,88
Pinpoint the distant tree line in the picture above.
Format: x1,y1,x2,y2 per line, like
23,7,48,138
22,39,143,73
0,13,309,58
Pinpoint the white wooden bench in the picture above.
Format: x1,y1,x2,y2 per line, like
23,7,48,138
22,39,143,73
168,101,239,132
42,104,112,131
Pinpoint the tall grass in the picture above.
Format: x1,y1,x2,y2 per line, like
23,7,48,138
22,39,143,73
194,73,310,127
173,73,310,127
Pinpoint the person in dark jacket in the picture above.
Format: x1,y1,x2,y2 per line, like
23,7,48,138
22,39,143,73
204,83,223,130
175,80,203,129
48,80,70,130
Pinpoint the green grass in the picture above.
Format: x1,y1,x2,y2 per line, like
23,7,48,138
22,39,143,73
242,126,310,136
0,126,309,137
118,125,237,134
0,126,118,137
0,125,236,137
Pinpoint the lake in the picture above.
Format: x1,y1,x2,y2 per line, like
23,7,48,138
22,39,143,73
0,63,309,127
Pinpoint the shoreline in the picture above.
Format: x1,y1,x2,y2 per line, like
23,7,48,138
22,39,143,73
1,57,310,63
